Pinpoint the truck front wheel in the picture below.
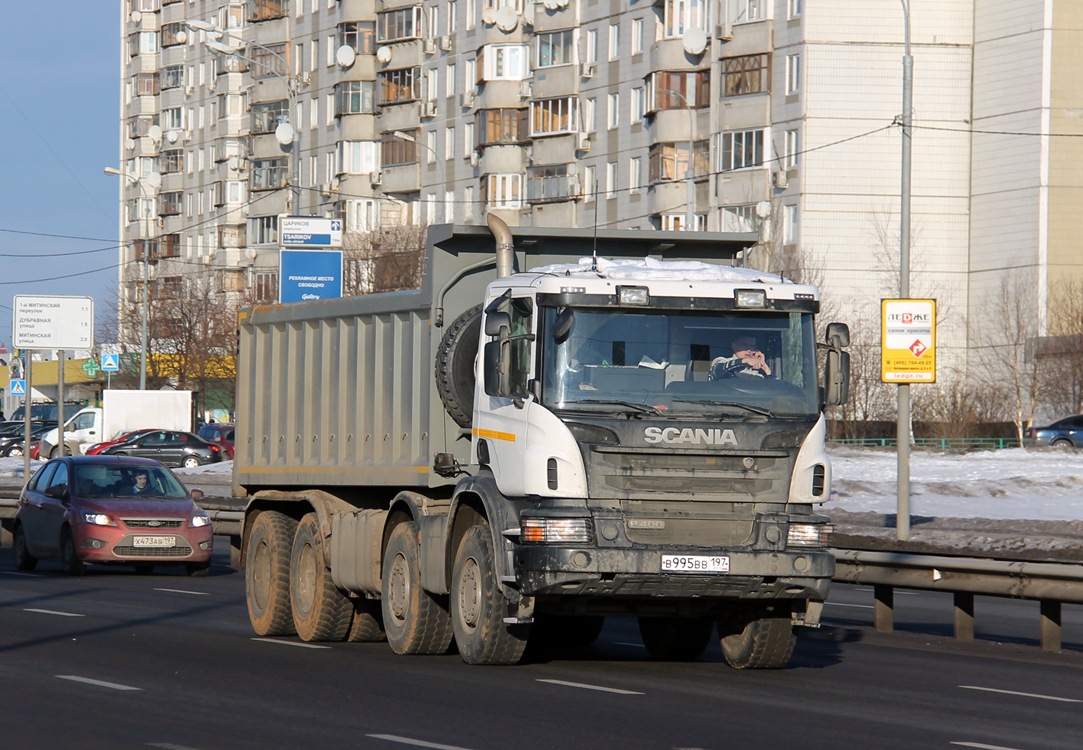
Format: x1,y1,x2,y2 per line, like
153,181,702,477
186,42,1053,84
290,513,353,642
451,524,529,665
381,522,453,655
246,510,298,637
718,603,796,669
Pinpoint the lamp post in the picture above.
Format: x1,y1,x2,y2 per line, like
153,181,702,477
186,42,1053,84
104,166,158,390
393,129,444,222
663,89,696,231
896,0,914,541
185,20,301,213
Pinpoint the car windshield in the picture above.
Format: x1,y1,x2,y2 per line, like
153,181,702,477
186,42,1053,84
540,307,820,418
72,464,189,499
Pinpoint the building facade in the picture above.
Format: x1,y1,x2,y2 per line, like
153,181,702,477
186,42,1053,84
115,0,1083,389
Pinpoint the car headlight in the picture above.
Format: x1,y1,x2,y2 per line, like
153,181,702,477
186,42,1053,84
82,512,116,526
190,512,212,528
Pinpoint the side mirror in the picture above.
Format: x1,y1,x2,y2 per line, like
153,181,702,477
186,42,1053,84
824,349,850,407
45,484,68,500
190,488,205,502
826,321,850,349
485,311,511,337
552,307,575,344
483,340,509,397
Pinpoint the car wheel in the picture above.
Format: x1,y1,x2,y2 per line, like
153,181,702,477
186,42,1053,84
7,446,23,457
60,527,85,576
13,525,37,571
49,447,59,459
1052,438,1072,448
183,456,202,469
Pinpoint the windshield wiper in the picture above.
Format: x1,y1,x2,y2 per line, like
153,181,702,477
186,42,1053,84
562,399,661,416
670,399,775,418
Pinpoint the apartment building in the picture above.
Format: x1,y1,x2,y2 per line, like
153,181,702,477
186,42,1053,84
116,0,1083,382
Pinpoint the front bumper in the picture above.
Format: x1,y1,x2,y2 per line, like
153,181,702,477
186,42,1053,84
74,523,213,564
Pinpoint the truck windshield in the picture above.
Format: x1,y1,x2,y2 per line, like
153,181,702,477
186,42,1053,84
540,307,820,418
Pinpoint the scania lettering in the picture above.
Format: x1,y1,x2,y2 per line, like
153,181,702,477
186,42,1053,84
234,216,850,669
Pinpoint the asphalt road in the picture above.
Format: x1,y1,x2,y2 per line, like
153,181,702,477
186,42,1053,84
3,543,1083,750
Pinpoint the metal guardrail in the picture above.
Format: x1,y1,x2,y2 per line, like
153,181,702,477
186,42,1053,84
830,437,1022,450
2,495,1078,652
833,549,1082,652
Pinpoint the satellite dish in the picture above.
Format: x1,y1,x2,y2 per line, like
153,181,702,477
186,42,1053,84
176,30,188,45
147,124,162,143
542,0,559,8
166,130,179,144
275,121,295,146
682,27,708,56
144,172,162,191
756,201,772,219
555,0,569,7
481,7,497,25
336,45,356,68
130,10,142,24
125,138,136,151
494,5,518,32
228,155,240,170
376,45,392,64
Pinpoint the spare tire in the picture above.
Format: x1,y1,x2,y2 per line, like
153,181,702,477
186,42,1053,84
435,305,482,428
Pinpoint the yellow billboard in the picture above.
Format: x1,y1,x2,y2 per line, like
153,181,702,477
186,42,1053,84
881,298,936,383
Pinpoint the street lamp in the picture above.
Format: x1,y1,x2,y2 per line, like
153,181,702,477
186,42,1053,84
105,166,159,390
185,19,302,212
896,0,914,540
663,89,696,231
393,130,444,223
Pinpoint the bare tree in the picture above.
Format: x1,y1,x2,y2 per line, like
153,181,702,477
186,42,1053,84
1039,278,1083,418
342,224,427,295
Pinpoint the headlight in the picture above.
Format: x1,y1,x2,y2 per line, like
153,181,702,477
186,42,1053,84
82,512,116,526
190,512,212,528
520,518,593,544
788,522,833,548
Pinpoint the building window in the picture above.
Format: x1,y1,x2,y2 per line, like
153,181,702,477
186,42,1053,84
727,0,764,24
605,162,617,199
630,157,642,194
632,18,644,55
483,173,523,209
784,204,798,244
608,23,620,60
135,73,159,97
480,44,529,80
784,129,799,169
337,141,380,174
785,53,801,94
607,93,619,129
659,213,706,231
127,114,159,139
478,108,527,146
250,42,288,79
161,149,184,174
723,54,769,96
377,6,422,42
664,0,708,38
722,204,757,232
218,92,247,119
227,180,247,204
338,21,375,54
249,0,288,23
161,22,186,47
583,165,596,201
648,71,710,111
159,191,182,216
649,141,708,182
161,65,184,91
335,80,376,115
127,31,158,58
382,130,417,165
788,0,802,19
530,97,577,136
583,98,596,132
718,129,765,171
346,199,381,233
378,67,421,104
631,87,645,121
251,100,288,133
251,157,288,190
536,29,574,68
161,107,184,130
585,29,598,63
527,164,575,203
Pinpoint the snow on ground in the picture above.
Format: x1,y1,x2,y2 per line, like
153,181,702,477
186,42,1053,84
2,447,1082,522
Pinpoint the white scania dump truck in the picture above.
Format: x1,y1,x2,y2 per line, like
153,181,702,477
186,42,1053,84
234,217,849,668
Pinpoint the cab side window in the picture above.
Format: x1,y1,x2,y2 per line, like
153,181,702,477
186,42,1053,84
508,297,534,396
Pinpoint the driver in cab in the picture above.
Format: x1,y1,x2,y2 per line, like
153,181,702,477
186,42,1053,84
709,334,773,380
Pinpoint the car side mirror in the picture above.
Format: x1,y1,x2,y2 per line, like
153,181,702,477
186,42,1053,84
45,484,68,500
190,488,205,501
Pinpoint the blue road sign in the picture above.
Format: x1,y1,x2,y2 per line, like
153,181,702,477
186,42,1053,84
281,217,343,247
10,379,26,396
279,250,344,303
101,353,120,371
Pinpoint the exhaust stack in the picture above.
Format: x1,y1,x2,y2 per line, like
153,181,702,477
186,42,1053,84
486,212,515,279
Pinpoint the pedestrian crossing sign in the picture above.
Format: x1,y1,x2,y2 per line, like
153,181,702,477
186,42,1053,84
9,379,26,396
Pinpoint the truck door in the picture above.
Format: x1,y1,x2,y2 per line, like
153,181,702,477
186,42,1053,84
476,294,538,497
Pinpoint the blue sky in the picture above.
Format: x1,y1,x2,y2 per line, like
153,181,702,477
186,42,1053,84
0,6,120,352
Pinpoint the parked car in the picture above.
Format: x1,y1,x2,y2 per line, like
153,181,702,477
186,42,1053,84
12,455,213,576
85,428,158,456
0,423,54,457
1023,415,1083,448
196,423,235,460
100,430,224,468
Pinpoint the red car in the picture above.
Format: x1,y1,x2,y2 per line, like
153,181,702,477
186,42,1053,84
12,455,213,576
85,428,158,456
197,423,235,460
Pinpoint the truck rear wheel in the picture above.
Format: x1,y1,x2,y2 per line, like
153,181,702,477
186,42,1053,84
718,603,796,669
451,524,529,665
290,513,353,642
246,510,298,637
435,305,482,428
638,617,713,661
381,522,453,655
346,599,386,642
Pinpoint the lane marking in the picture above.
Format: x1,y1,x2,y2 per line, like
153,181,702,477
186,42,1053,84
58,675,141,691
4,571,42,577
251,638,332,650
154,588,210,596
614,641,646,648
959,685,1081,704
825,602,874,609
950,743,1025,750
537,678,644,695
26,608,85,617
367,734,476,750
